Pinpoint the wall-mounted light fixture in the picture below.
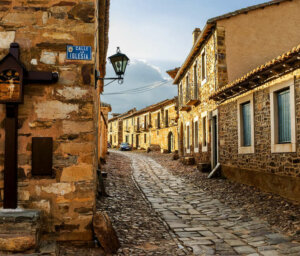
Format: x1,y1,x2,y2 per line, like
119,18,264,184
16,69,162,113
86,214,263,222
96,47,129,87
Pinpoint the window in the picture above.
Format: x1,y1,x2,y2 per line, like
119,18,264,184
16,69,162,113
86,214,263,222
242,102,251,146
144,115,147,129
194,63,198,99
277,89,291,143
194,117,199,153
157,112,161,128
186,75,190,103
125,135,129,143
165,109,169,127
270,79,296,153
237,94,254,154
201,49,206,85
137,117,140,130
186,123,190,153
201,112,208,152
144,134,147,143
179,83,183,106
126,119,128,130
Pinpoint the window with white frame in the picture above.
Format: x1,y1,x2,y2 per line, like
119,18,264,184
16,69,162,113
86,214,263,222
194,117,199,153
201,112,208,152
270,79,296,153
237,94,254,154
201,48,206,85
186,123,190,153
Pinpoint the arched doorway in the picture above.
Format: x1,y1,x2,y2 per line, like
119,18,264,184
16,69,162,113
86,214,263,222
167,132,173,153
180,122,184,156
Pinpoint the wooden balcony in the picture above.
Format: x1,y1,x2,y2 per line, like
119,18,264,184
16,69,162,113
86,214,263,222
186,98,200,106
179,105,191,112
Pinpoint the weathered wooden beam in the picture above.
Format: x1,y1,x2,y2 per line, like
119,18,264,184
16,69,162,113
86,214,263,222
4,104,18,209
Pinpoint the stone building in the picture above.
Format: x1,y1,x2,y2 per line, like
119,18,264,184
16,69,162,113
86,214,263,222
210,45,300,201
0,0,110,247
172,0,300,171
118,97,178,153
99,102,111,162
108,108,136,148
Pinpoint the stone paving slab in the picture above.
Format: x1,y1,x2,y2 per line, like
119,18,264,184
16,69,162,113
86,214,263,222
119,152,300,256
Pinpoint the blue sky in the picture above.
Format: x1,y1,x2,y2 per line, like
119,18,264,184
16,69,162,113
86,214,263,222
103,0,268,115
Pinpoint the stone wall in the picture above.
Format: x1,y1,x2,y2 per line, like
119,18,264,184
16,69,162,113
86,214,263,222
99,105,111,161
218,71,300,201
178,27,227,164
119,100,178,152
0,0,105,241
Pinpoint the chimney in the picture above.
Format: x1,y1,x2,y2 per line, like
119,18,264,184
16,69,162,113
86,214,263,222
192,28,201,45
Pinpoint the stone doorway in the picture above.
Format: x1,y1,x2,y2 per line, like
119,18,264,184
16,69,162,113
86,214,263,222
179,122,184,156
167,132,173,153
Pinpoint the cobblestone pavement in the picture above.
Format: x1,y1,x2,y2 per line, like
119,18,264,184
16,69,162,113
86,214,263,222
97,152,188,256
117,151,300,256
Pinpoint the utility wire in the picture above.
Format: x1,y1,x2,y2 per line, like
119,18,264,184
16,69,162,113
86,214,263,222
102,80,172,95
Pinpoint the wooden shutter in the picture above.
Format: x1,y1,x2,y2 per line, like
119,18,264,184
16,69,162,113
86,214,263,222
32,137,53,176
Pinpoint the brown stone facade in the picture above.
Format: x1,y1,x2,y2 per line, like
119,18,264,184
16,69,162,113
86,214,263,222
175,27,226,167
99,103,111,161
217,70,300,201
109,98,178,153
173,0,300,170
0,0,110,241
108,108,136,148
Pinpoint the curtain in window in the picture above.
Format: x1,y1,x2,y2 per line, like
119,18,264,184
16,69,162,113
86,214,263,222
278,89,291,143
242,102,251,146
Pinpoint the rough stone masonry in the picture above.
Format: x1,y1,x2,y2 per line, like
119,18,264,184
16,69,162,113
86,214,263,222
0,0,109,242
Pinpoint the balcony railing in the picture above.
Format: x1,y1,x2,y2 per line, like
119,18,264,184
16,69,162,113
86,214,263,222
186,83,200,106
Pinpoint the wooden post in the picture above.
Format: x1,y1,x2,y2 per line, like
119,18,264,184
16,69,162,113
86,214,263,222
4,104,18,209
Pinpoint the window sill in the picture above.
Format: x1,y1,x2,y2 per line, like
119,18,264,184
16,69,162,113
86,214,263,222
202,146,207,152
271,143,296,153
238,146,254,154
194,148,199,153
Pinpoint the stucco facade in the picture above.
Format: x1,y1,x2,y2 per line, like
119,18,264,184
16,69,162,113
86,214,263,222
0,0,110,241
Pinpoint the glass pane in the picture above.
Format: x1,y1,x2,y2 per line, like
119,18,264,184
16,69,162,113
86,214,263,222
242,102,251,146
278,89,291,143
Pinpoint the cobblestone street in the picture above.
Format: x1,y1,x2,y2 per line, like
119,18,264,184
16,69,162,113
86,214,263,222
112,150,300,256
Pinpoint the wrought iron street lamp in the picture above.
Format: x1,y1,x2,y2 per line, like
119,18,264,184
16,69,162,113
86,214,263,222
98,47,129,86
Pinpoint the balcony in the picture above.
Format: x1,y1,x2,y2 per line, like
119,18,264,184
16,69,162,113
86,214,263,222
179,105,191,112
134,125,141,133
186,84,200,106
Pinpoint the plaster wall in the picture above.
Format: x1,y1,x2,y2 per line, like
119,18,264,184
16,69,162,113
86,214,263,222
217,0,300,83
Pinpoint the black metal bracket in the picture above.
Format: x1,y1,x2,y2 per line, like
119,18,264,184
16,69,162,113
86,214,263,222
94,69,123,88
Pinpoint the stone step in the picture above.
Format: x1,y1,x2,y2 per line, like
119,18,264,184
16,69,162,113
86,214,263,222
0,241,58,256
0,209,41,254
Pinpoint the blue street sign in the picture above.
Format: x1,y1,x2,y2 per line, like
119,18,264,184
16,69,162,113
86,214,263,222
66,45,92,60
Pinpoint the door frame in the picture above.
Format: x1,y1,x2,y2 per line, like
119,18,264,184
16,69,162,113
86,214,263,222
167,132,173,153
211,109,218,169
